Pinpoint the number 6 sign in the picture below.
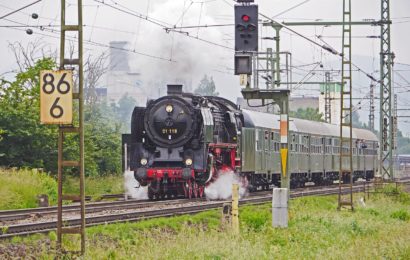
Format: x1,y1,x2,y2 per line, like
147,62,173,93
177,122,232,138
40,70,73,124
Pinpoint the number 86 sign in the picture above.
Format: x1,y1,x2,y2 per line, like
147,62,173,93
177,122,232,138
40,70,73,124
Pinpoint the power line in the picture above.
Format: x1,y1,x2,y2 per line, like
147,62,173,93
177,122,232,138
92,0,169,28
93,0,233,50
0,0,42,20
258,13,379,83
2,18,175,62
271,0,312,19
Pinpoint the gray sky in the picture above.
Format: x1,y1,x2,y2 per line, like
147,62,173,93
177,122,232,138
1,0,409,132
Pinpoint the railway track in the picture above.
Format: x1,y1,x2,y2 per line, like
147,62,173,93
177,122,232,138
1,182,395,239
0,197,201,223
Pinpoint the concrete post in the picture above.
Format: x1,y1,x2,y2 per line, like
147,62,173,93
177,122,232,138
272,188,288,228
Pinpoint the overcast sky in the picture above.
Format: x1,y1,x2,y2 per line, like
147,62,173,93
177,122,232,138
1,0,409,132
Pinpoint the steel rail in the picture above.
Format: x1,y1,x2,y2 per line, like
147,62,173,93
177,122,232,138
0,184,387,239
0,197,200,222
1,179,408,238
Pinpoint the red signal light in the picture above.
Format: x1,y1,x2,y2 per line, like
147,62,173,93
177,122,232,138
242,15,250,22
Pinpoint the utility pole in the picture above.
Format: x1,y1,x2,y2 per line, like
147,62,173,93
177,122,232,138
324,72,332,123
393,94,397,151
57,0,85,256
379,0,394,180
338,0,354,211
369,83,375,131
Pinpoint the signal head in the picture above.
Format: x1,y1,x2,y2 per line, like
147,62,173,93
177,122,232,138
242,15,250,22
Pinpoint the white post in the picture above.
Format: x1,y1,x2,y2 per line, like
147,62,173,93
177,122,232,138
124,143,129,201
124,143,128,171
272,188,288,228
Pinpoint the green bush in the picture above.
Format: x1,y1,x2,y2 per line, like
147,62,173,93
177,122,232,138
0,58,123,177
0,168,57,209
391,209,410,221
240,204,270,231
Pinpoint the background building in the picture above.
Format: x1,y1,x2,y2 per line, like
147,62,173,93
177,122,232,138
104,41,145,105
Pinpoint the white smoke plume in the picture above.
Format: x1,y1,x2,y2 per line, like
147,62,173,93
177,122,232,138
132,0,229,97
205,170,248,200
124,170,148,200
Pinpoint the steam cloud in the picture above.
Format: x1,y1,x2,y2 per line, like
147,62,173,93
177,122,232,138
205,170,248,200
133,0,228,97
124,170,148,200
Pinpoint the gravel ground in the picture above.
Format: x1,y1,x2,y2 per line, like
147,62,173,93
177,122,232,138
0,239,52,259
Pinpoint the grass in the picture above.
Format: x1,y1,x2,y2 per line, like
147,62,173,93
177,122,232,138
0,168,57,209
63,175,124,198
0,168,124,210
2,187,410,259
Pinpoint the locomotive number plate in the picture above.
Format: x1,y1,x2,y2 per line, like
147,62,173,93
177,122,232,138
40,70,73,124
162,128,178,134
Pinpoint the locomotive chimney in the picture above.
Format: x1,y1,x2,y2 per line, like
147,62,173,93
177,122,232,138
167,84,183,96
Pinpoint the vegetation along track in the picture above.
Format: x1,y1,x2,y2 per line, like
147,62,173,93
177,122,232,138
4,181,408,238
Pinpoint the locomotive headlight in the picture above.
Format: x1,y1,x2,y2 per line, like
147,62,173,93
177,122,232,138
140,158,148,166
185,158,193,166
165,104,173,113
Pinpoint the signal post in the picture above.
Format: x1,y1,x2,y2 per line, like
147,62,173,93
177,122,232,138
234,0,290,189
40,0,85,256
234,0,290,229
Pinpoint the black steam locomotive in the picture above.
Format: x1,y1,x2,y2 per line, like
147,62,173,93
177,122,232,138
128,85,378,199
130,85,243,199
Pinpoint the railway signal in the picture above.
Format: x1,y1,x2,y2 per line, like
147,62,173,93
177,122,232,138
234,53,252,75
234,5,258,52
40,70,73,124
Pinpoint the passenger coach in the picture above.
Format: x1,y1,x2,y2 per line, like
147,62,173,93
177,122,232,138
240,109,378,190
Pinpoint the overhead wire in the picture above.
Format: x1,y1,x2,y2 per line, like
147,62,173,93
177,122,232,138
2,18,175,62
93,0,233,50
220,0,380,83
271,0,312,19
0,0,42,20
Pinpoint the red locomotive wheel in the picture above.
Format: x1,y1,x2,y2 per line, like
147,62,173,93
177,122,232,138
188,181,193,199
198,185,204,198
193,182,198,198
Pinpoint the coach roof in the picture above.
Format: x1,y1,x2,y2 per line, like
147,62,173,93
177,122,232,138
242,109,377,141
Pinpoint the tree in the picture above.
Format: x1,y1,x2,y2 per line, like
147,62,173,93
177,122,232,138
290,108,324,122
83,103,122,176
0,56,123,176
396,130,410,154
116,94,137,130
0,58,58,171
194,75,219,96
352,111,365,128
9,40,57,73
84,52,109,105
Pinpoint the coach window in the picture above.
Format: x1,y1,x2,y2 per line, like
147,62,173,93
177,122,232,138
255,131,259,151
270,132,275,150
264,130,269,151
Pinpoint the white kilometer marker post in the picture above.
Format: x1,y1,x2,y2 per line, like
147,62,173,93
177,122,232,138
272,188,288,228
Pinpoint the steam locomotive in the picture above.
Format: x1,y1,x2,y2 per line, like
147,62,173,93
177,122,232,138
128,85,378,199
